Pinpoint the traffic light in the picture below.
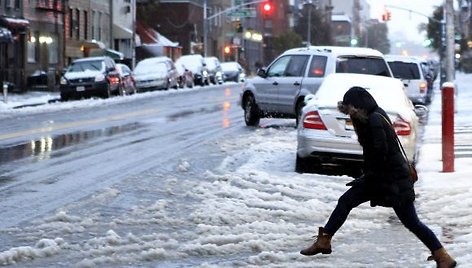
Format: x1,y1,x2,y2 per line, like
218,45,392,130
224,45,231,55
261,1,274,17
350,38,358,47
236,22,243,33
422,38,433,47
381,10,391,21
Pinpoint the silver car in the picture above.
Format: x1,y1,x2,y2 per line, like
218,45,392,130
385,55,430,104
240,46,393,127
296,73,426,175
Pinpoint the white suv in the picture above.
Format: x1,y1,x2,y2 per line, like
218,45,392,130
385,55,431,104
239,46,393,126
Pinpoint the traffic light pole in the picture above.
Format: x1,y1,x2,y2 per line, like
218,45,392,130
203,0,269,57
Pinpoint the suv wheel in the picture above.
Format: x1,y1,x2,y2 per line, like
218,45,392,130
103,86,111,98
244,94,260,127
119,85,125,96
295,100,305,127
60,93,70,102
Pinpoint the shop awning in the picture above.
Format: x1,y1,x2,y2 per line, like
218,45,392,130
89,48,124,60
136,21,179,47
113,24,132,39
0,27,13,43
0,16,29,30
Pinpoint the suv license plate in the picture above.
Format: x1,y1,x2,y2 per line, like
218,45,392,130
76,86,85,92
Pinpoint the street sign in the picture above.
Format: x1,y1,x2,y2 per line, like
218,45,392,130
228,8,256,18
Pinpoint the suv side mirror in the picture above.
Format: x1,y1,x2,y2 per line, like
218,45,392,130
257,67,267,78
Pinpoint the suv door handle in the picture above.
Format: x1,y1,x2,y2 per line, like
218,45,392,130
272,81,279,85
293,81,301,86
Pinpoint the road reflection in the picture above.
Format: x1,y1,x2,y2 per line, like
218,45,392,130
0,122,143,164
222,87,232,128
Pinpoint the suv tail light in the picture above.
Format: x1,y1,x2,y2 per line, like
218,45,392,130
108,76,120,85
303,111,327,130
419,81,427,93
392,119,411,136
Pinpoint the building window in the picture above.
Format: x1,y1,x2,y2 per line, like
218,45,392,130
84,10,88,40
76,9,80,39
91,11,95,39
98,12,102,41
69,8,74,38
27,33,37,63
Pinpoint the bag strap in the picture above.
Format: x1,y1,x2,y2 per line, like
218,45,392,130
377,113,411,164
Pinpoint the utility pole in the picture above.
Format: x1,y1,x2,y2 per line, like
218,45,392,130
203,0,208,57
445,0,455,83
132,0,136,69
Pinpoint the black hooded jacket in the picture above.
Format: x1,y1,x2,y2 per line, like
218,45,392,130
342,87,415,207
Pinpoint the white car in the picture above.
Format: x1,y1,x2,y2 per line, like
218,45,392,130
134,57,179,91
296,73,427,175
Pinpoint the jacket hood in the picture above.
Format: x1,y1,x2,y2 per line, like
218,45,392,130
342,86,378,113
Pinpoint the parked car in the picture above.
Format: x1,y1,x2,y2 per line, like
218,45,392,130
385,55,430,104
296,73,427,175
175,62,194,88
221,61,246,82
204,56,224,84
176,54,210,86
239,46,393,127
116,63,137,95
134,57,179,91
60,56,121,101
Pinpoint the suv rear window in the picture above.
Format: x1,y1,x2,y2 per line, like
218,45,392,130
336,57,390,77
388,62,420,79
308,55,328,77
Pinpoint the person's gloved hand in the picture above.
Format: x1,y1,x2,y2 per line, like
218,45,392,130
346,174,366,187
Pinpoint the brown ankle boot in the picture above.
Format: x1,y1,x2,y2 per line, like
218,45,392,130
427,247,457,268
300,227,332,256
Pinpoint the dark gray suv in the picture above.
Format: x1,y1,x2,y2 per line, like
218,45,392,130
60,56,121,101
239,46,393,127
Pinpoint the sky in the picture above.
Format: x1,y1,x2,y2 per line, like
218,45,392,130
0,74,471,266
368,0,446,43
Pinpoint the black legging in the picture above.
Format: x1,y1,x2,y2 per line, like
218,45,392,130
323,185,443,253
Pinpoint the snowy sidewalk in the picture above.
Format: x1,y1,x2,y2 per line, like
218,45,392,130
0,90,60,110
413,72,472,266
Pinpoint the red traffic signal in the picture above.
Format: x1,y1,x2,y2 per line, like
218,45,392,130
381,10,391,21
261,1,274,16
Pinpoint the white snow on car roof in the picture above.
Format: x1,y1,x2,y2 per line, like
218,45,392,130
310,73,411,114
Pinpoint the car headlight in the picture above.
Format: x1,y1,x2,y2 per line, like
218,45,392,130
95,74,105,82
60,77,67,85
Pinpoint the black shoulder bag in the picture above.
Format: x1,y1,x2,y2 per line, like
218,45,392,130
378,113,418,184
